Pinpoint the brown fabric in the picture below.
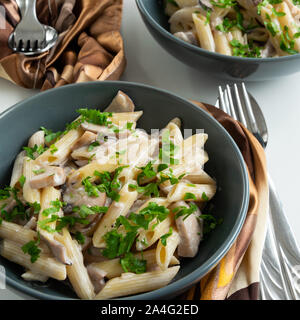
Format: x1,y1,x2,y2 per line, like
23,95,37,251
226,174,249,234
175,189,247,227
0,0,125,90
180,102,269,300
227,282,260,300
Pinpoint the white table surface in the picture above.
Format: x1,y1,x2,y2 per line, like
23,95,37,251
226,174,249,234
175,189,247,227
0,0,299,300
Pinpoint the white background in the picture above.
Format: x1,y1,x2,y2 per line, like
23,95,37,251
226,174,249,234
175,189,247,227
0,0,299,299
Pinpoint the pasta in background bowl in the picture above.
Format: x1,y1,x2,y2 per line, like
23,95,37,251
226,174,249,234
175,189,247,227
0,81,249,299
136,0,300,80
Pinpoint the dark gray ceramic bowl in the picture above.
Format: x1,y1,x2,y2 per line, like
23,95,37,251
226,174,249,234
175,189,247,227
0,81,249,299
136,0,300,81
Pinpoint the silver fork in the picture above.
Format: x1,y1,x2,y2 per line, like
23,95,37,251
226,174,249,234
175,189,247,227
9,0,46,53
217,83,300,300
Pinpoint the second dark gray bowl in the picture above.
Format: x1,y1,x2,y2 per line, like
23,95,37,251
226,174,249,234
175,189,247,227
0,81,249,299
136,0,300,81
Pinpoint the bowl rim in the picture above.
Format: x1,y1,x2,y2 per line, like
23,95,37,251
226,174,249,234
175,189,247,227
135,0,300,63
0,80,249,300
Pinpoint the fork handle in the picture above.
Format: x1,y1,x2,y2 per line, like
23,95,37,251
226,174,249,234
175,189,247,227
23,0,38,20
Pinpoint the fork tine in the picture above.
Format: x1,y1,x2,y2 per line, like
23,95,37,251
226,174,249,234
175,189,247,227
223,88,231,116
233,83,248,128
241,82,259,134
218,86,228,114
225,85,238,121
241,82,266,147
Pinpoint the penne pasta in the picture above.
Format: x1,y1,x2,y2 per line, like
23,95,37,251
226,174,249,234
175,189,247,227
193,13,215,52
10,151,26,188
0,239,66,280
93,181,138,247
22,157,41,204
156,229,180,270
58,229,95,299
89,249,179,279
136,216,172,251
94,266,180,299
35,128,83,166
0,91,218,299
167,182,217,202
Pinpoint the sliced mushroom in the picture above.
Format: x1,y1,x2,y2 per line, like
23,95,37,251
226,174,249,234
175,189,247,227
87,264,107,294
63,185,107,208
40,232,72,265
24,216,37,230
71,212,104,237
169,6,203,33
71,131,97,151
79,235,92,252
81,122,116,136
80,122,130,140
74,160,89,167
128,199,148,214
174,31,198,45
21,270,49,283
104,90,135,113
84,246,109,264
173,201,202,258
0,197,17,213
29,167,66,189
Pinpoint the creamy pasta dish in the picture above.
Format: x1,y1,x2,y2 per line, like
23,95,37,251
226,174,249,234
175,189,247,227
164,0,300,57
0,91,218,299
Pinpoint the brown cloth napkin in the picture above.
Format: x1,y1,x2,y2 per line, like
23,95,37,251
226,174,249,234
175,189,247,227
179,102,269,300
0,0,125,90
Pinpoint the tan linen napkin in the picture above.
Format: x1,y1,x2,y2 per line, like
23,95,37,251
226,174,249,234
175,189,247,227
179,102,269,300
0,0,125,90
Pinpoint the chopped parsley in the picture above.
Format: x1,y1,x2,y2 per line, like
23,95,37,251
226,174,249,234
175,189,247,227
120,252,146,274
230,39,262,58
159,129,179,165
102,202,170,273
173,202,198,220
76,109,112,126
42,199,65,217
0,187,11,200
184,192,197,201
160,227,173,246
126,122,134,131
88,141,100,152
136,161,157,185
38,214,90,233
23,144,47,160
205,10,211,25
280,26,299,54
129,182,160,197
159,168,185,185
199,214,223,235
21,232,41,263
19,175,26,187
32,168,46,175
72,205,108,218
202,192,209,201
94,166,128,201
41,127,62,144
82,176,100,197
0,187,38,222
50,144,58,154
257,0,268,15
271,7,285,16
74,231,85,245
211,0,237,8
